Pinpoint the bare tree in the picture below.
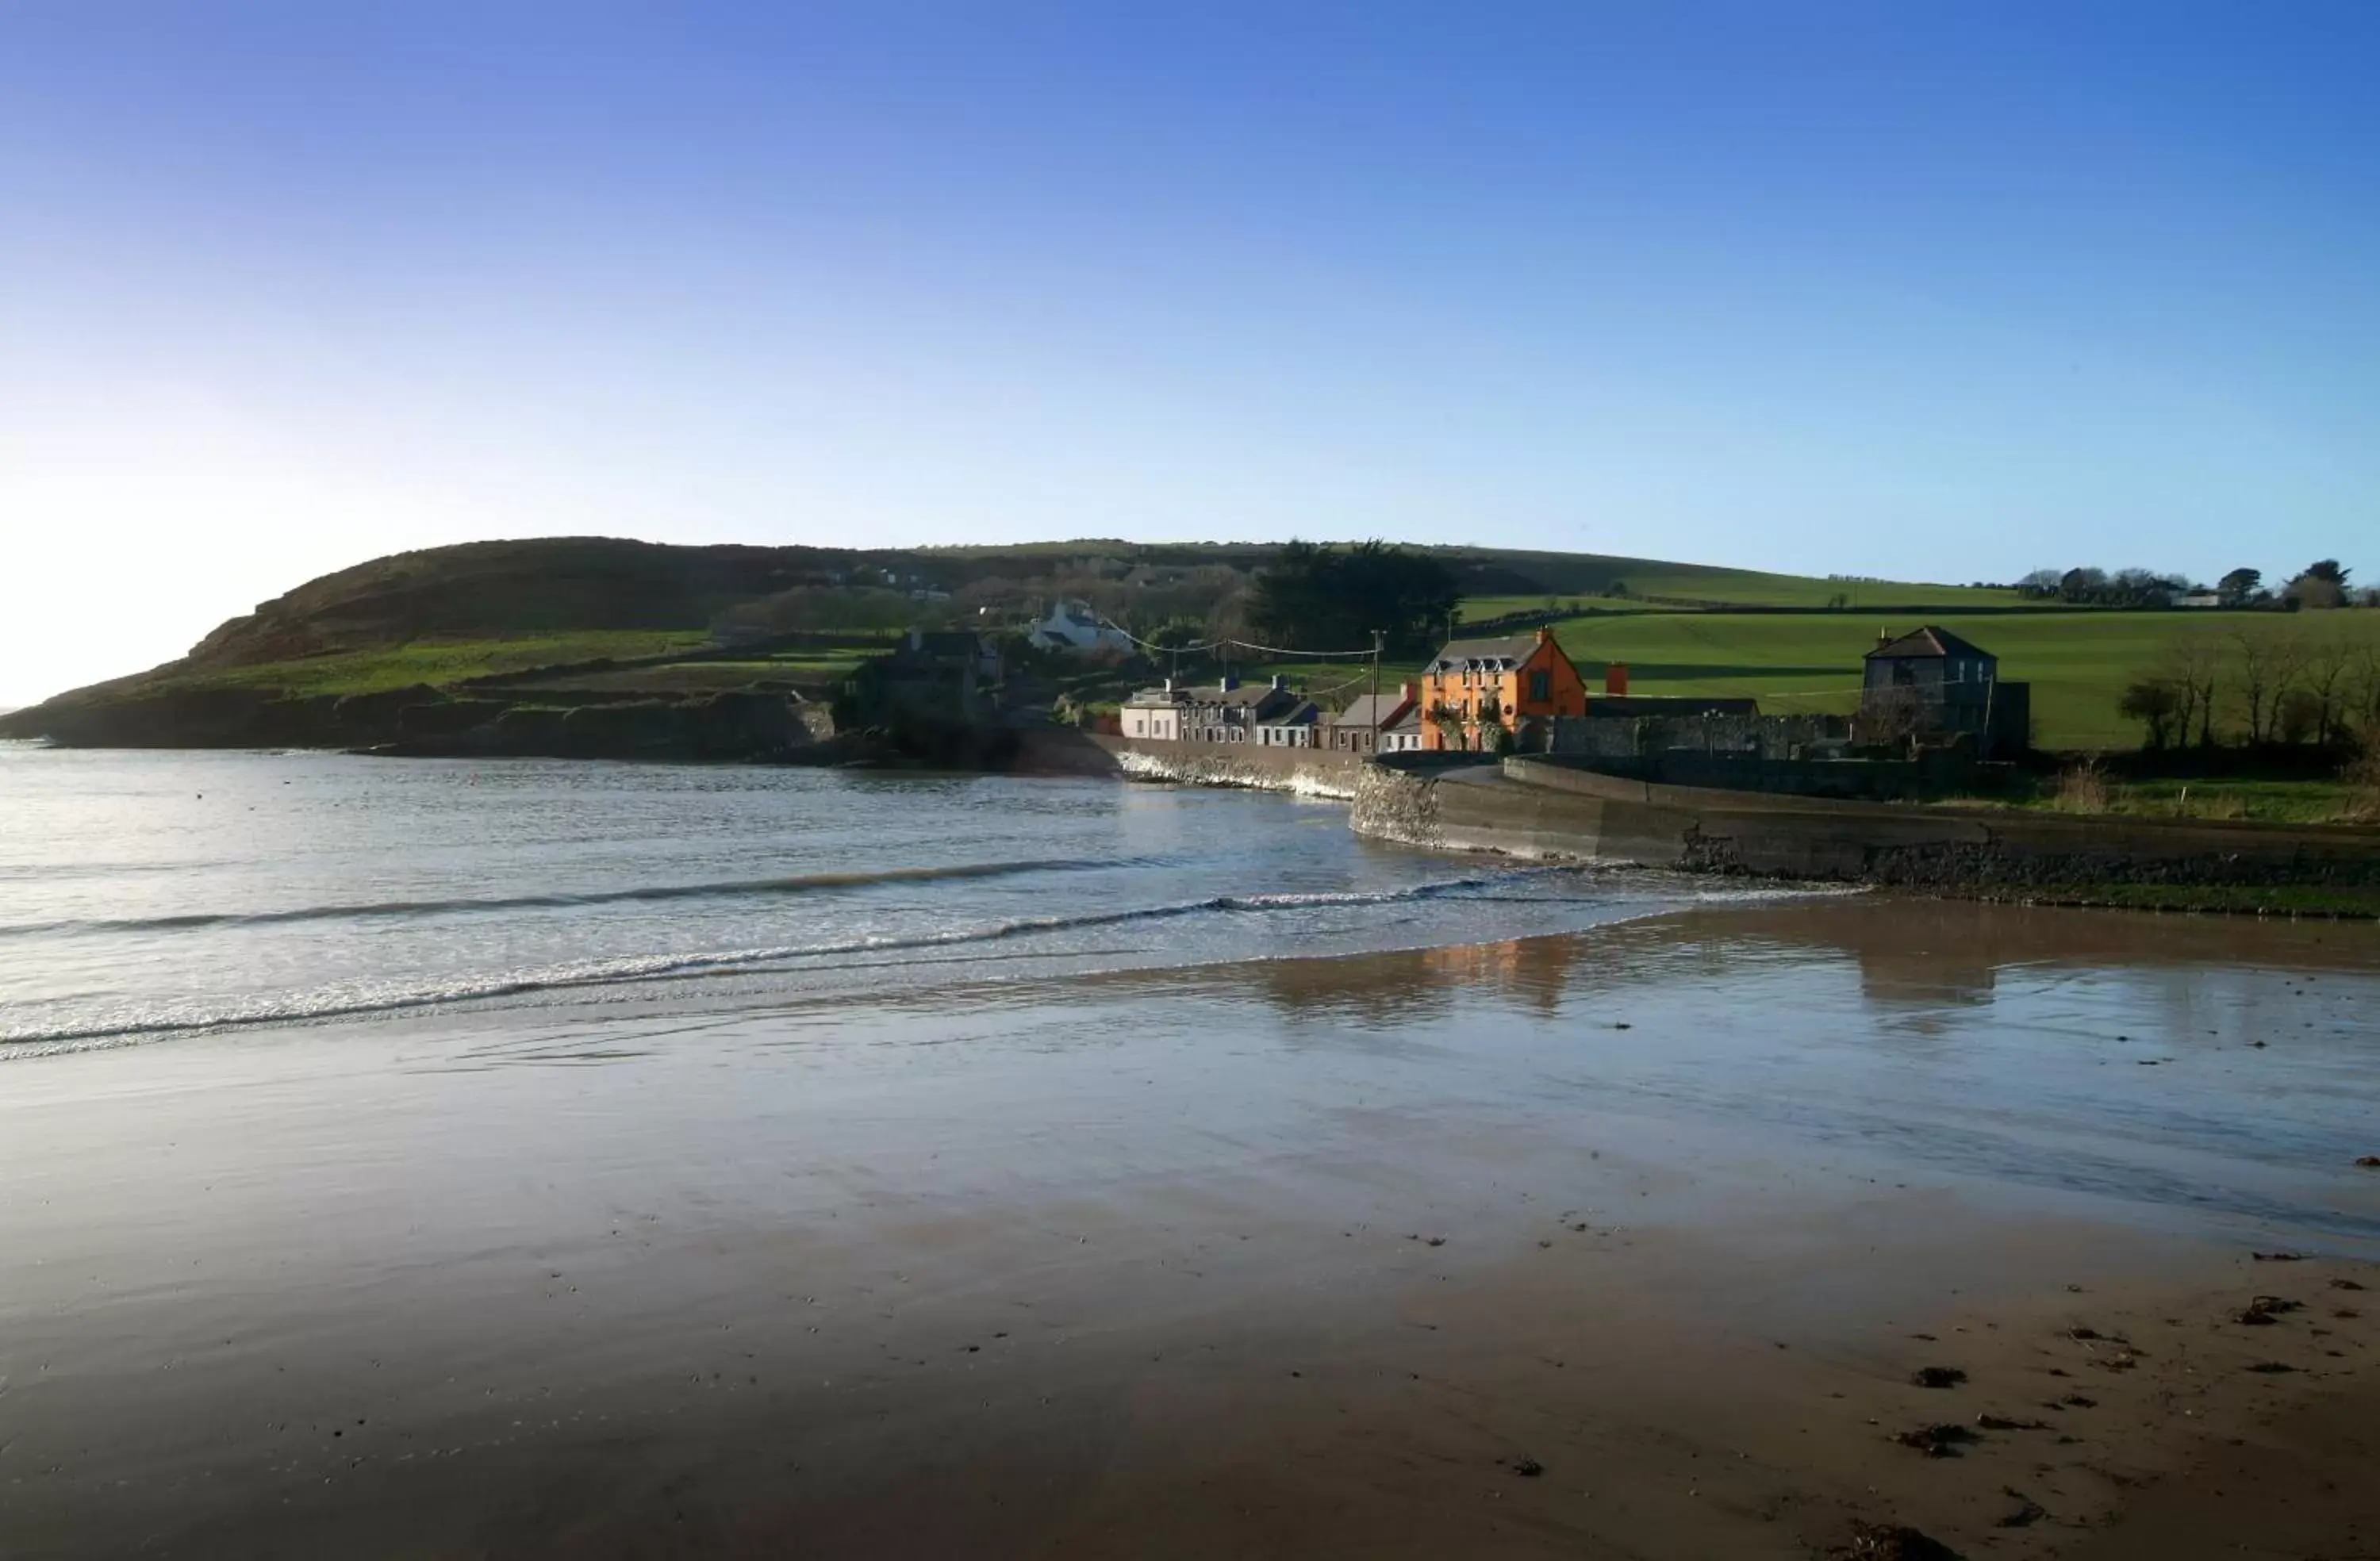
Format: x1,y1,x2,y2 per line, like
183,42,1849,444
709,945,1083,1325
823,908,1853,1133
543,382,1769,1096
2299,633,2358,747
1856,685,1922,749
2156,634,2222,748
2352,642,2380,738
2270,627,2312,742
2228,626,2307,745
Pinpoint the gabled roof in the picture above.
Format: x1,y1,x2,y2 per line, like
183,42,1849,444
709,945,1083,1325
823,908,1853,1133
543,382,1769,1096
1330,691,1416,728
1428,634,1549,673
1865,626,1997,662
1257,700,1321,727
1123,685,1189,707
1177,683,1297,716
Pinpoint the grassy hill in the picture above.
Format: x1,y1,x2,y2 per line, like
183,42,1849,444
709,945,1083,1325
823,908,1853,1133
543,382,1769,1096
20,532,2368,759
11,535,2023,707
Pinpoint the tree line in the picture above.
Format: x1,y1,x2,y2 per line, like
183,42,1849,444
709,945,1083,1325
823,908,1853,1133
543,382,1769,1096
2120,621,2380,751
2021,559,2366,610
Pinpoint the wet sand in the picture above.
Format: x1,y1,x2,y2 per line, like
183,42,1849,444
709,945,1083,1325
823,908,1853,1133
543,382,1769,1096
3,897,2377,1558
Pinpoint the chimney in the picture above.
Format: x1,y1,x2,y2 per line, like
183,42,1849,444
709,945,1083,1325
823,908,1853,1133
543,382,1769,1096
1271,674,1285,691
1605,662,1629,697
1878,630,1894,648
1537,626,1554,645
1400,681,1418,703
1220,674,1238,694
1162,676,1175,696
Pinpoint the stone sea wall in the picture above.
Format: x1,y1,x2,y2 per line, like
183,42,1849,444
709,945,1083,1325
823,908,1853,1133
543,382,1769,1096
1095,735,1369,798
1006,733,1372,797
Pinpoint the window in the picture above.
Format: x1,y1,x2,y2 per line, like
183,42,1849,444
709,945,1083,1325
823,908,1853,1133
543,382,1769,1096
1527,670,1551,702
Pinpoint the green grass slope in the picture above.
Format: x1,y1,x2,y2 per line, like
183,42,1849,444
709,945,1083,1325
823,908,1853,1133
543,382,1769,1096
148,632,716,697
1460,571,2021,613
6,534,2212,750
1250,608,2380,751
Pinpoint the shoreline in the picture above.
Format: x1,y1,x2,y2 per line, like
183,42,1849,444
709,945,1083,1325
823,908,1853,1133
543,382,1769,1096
6,895,2380,1555
6,731,2377,926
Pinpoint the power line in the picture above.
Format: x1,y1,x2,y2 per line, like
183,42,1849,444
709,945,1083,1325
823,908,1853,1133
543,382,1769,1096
1089,613,1385,661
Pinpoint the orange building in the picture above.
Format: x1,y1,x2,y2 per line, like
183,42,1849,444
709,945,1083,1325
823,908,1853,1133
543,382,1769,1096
1418,627,1588,752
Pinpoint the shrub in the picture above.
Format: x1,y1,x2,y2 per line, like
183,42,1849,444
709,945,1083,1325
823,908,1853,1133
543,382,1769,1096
2344,743,2380,824
2117,676,2182,749
2055,761,2110,815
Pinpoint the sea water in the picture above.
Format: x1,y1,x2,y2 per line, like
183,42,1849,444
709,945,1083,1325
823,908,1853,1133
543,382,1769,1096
0,745,1788,1056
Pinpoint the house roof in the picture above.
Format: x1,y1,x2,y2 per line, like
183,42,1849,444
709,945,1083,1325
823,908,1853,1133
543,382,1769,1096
1257,700,1321,727
1192,682,1292,707
1330,691,1415,729
1428,634,1550,672
1865,626,1996,662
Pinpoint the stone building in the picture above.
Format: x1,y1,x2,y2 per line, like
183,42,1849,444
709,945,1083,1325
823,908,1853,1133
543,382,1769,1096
1860,626,2030,756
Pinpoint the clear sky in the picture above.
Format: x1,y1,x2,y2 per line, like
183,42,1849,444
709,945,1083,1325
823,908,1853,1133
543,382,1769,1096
3,2,2375,704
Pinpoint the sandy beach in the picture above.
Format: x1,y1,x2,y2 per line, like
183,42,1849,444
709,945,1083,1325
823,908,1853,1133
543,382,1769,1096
5,890,2378,1558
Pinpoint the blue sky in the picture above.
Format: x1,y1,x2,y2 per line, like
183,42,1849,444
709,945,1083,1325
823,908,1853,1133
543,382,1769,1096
2,1,2375,702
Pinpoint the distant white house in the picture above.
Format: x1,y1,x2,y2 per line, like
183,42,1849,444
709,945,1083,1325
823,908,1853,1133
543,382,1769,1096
1028,600,1134,656
1122,677,1302,743
1121,682,1188,741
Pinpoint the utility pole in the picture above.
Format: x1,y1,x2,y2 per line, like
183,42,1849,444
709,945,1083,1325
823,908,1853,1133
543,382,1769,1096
1369,629,1384,754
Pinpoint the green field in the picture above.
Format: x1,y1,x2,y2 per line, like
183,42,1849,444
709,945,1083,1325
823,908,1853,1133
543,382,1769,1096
2033,777,2369,826
1246,608,2380,752
503,652,869,695
155,632,716,697
1461,572,2024,615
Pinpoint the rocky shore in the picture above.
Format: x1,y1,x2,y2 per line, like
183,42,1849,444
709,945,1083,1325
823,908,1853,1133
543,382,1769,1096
0,681,1050,769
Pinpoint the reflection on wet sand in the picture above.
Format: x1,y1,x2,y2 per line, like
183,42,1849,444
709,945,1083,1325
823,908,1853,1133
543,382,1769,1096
1206,894,2377,1029
1242,933,1581,1021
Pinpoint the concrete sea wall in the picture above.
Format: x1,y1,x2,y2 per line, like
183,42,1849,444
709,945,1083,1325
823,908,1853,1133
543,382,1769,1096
1350,755,2380,892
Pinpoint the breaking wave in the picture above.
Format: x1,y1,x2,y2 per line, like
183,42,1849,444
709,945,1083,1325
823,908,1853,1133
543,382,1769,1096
0,866,1612,1057
0,858,1105,939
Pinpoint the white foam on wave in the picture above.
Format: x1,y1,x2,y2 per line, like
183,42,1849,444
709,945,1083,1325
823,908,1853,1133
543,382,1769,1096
0,865,1845,1060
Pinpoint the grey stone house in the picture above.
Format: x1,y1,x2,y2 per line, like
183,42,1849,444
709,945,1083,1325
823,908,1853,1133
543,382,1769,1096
846,631,1002,723
1860,626,2029,756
